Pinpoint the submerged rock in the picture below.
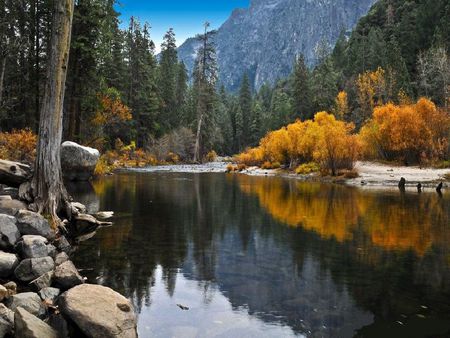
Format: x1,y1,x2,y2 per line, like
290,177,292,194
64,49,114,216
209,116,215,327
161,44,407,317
54,260,84,290
0,251,19,278
0,214,20,249
14,257,54,282
14,307,58,338
16,210,55,239
7,292,46,318
59,284,137,338
61,141,100,181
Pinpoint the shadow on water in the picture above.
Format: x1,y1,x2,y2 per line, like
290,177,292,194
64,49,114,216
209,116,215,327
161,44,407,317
69,172,450,337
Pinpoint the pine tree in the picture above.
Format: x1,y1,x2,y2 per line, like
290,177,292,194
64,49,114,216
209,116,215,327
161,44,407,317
192,22,218,162
239,73,252,147
291,54,312,120
159,28,179,132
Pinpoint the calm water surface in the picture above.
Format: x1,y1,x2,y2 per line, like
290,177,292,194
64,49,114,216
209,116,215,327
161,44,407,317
68,172,450,338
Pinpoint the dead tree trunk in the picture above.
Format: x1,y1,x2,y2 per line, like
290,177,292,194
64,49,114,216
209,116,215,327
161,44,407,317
27,0,75,225
0,56,6,107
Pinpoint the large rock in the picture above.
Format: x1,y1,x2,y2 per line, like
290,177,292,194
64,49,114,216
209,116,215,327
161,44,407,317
14,257,54,282
16,210,55,239
14,307,57,338
16,235,48,258
53,260,84,290
59,284,137,338
0,214,20,249
61,141,100,181
0,198,27,216
0,304,14,337
7,293,46,318
0,251,19,278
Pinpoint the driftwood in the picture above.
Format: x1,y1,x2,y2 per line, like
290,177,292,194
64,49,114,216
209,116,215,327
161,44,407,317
0,159,32,188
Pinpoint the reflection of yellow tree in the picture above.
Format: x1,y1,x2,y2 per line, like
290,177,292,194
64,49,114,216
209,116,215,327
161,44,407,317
237,176,450,256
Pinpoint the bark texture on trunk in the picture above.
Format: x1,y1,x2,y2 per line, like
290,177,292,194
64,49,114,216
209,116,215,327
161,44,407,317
30,0,75,224
0,56,6,107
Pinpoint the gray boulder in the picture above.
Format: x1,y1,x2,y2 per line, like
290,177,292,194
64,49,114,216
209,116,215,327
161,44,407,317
16,210,55,239
54,260,84,290
0,199,27,216
54,235,71,253
7,293,46,318
54,252,69,266
14,257,54,282
30,271,53,291
14,307,58,338
46,244,57,258
16,235,48,258
61,141,100,181
38,287,60,303
0,214,20,249
0,304,14,337
59,284,137,338
0,251,18,278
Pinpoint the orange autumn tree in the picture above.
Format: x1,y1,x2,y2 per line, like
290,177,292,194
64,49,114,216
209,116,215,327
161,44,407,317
236,112,360,175
91,87,132,150
359,98,450,164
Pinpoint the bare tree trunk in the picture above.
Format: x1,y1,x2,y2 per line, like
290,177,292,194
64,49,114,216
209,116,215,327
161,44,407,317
0,56,6,107
29,0,75,225
193,112,203,163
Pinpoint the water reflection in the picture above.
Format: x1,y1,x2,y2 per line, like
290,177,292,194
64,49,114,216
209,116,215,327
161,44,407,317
70,173,450,337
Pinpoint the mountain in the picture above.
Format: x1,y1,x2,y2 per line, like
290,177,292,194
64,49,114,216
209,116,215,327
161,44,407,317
177,0,377,91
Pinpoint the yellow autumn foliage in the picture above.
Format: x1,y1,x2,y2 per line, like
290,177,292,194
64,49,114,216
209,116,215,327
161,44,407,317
237,112,360,175
360,98,450,163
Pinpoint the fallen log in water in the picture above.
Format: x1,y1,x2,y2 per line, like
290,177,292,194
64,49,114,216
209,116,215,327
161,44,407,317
0,159,32,188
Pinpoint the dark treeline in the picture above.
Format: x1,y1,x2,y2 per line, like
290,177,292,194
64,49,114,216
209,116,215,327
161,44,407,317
0,0,449,159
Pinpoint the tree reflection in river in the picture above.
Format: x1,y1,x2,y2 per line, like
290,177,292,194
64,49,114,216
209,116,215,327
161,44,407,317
70,173,450,337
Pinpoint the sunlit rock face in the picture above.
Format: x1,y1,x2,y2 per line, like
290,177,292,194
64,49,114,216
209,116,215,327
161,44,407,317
178,0,377,91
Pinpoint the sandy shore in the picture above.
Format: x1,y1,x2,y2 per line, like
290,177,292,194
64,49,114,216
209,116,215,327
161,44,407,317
346,161,450,187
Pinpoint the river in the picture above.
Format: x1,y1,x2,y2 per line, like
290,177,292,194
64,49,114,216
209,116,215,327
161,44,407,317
67,171,450,338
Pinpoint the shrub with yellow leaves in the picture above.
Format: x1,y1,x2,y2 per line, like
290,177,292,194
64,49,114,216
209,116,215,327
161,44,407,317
0,129,37,164
359,98,450,164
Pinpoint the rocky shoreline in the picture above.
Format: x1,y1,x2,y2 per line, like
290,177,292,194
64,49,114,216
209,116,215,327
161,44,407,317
0,141,137,337
0,192,137,337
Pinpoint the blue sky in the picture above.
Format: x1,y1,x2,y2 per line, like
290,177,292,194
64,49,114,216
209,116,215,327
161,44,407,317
116,0,250,52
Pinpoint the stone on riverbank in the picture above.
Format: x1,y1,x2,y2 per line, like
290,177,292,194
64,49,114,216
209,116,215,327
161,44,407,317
0,199,27,216
16,210,55,239
54,252,69,266
0,251,19,278
14,307,58,338
61,141,100,181
7,292,46,318
54,260,84,290
16,235,48,258
0,214,20,249
14,257,54,282
59,284,137,338
39,287,60,303
30,271,53,291
0,304,14,337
